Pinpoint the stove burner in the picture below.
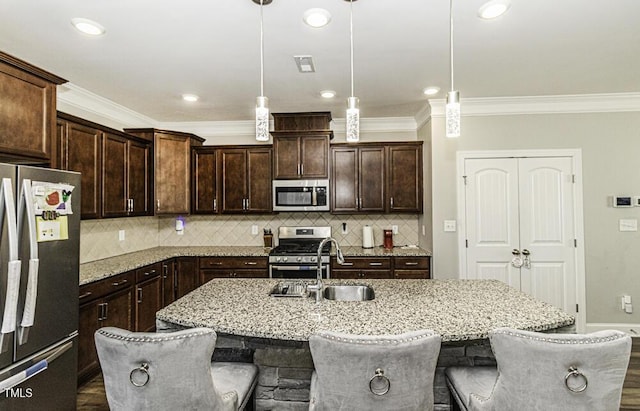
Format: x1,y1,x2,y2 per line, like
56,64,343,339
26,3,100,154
270,241,331,255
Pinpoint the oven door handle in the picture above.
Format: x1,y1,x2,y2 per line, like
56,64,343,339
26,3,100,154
270,265,327,271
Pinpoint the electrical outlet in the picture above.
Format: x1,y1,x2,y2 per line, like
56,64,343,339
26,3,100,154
392,225,398,234
251,225,259,235
444,220,457,232
118,230,125,241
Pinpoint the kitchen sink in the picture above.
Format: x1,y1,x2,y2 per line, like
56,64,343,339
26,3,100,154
323,285,375,301
269,281,309,298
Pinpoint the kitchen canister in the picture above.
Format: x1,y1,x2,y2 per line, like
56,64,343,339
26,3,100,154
362,225,374,248
383,229,394,250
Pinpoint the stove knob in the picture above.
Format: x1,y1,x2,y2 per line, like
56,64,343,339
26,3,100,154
297,257,302,262
276,257,281,263
283,257,288,262
310,256,317,263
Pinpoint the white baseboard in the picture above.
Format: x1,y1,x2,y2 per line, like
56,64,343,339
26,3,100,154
586,323,640,337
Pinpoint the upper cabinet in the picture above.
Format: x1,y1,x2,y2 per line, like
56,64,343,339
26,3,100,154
192,146,219,214
331,142,423,214
125,128,205,215
271,112,332,180
56,113,152,219
219,146,272,214
0,51,66,164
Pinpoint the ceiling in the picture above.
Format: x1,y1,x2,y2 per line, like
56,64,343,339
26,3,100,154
1,0,639,123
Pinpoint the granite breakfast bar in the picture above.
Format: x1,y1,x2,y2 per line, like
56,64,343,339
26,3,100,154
156,278,574,411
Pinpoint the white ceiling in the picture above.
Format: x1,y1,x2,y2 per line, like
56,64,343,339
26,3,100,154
1,0,639,123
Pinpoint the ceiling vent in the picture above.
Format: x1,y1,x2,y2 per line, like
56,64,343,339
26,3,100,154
294,55,315,73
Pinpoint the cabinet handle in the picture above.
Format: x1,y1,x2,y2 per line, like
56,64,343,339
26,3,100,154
137,287,143,303
300,163,304,175
390,197,394,208
404,262,419,266
145,269,156,276
297,164,301,175
213,198,217,212
157,199,160,212
369,262,383,266
244,261,258,266
112,279,128,287
208,261,223,266
103,303,108,320
130,198,134,212
79,291,92,300
246,198,250,210
97,304,104,321
341,262,354,266
163,264,168,278
358,198,362,209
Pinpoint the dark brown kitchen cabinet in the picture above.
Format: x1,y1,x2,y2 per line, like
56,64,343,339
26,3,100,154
134,263,162,332
272,133,330,179
388,144,423,213
220,147,272,213
78,271,134,385
192,147,219,214
161,259,177,306
175,257,199,299
0,51,66,164
102,133,152,218
124,128,205,215
331,256,392,279
56,115,102,219
331,145,385,213
393,256,431,279
330,142,422,214
200,256,268,283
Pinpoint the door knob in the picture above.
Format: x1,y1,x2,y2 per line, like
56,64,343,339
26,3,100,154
522,249,531,269
511,249,523,268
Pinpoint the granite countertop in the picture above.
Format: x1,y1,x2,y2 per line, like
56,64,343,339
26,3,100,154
156,278,574,343
79,245,431,285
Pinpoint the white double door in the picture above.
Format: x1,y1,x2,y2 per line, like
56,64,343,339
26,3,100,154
463,156,578,315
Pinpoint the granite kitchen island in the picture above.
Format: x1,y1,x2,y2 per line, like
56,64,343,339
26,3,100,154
156,279,574,411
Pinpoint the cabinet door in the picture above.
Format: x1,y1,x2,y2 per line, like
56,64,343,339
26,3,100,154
387,145,422,213
155,132,190,214
247,148,272,213
78,300,100,384
128,140,151,216
331,147,358,213
176,257,199,299
102,288,135,331
65,121,102,219
300,135,329,178
193,149,219,214
102,133,128,217
135,277,162,332
273,136,300,179
359,146,386,212
220,149,247,213
162,260,176,307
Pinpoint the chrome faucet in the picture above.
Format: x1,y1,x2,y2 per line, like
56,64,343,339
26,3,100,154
308,237,344,303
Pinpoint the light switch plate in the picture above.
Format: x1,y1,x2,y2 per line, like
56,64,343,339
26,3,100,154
619,219,638,232
444,220,457,232
118,230,125,241
251,225,259,235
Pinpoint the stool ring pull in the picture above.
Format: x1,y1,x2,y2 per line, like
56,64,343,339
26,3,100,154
130,362,150,387
564,365,588,393
369,368,391,396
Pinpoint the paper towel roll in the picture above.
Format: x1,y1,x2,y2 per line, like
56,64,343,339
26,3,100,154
362,225,374,248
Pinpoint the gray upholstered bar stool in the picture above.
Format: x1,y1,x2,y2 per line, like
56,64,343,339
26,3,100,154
95,327,258,411
445,327,631,411
308,329,441,411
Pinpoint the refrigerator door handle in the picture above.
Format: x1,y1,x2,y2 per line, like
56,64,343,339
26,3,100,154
0,339,73,394
0,178,21,353
17,179,39,345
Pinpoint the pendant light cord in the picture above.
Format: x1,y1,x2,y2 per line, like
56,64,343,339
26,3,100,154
350,0,354,98
260,0,265,97
449,0,454,91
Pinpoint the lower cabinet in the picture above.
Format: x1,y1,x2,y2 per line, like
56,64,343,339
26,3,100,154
200,256,268,283
175,257,199,299
78,271,135,385
393,257,431,279
331,257,392,279
134,263,162,332
162,259,177,306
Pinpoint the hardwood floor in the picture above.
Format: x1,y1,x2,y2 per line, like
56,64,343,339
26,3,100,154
77,337,640,410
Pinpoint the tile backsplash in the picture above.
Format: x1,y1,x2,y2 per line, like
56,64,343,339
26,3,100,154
80,213,419,263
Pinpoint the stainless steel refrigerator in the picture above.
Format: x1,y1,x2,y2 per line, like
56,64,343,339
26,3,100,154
0,164,80,410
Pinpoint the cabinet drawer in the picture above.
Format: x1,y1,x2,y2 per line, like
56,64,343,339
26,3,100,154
79,271,135,303
393,269,430,279
332,269,391,280
200,269,268,283
393,257,430,270
199,257,268,270
135,263,162,283
332,256,391,270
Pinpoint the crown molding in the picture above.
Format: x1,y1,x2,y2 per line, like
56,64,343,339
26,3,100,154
414,103,432,129
331,117,417,133
429,93,640,117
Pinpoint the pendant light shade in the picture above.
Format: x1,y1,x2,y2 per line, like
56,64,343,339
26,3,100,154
345,0,359,142
255,0,270,141
446,0,461,138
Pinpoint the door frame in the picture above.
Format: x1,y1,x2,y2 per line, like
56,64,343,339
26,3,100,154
456,149,586,332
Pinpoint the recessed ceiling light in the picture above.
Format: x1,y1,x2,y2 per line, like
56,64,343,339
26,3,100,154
320,90,336,99
423,86,441,96
303,8,332,28
71,18,105,36
478,0,511,20
182,94,199,102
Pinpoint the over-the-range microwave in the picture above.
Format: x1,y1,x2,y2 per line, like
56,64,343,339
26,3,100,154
272,179,329,212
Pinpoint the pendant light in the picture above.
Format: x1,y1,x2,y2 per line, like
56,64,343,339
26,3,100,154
345,0,359,142
254,0,271,141
446,0,461,138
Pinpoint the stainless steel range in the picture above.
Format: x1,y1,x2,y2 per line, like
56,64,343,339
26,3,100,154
269,226,332,279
